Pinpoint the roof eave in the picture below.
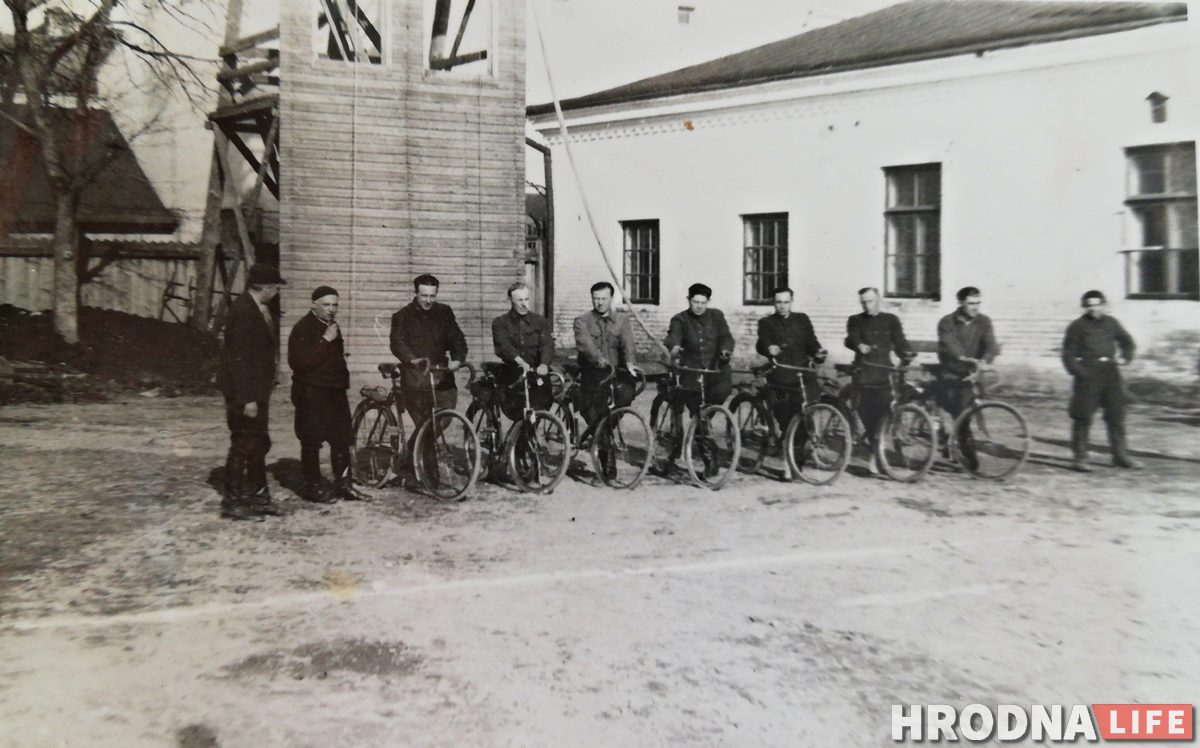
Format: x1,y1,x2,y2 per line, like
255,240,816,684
526,14,1186,120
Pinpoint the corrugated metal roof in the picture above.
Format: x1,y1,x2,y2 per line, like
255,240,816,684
527,0,1186,117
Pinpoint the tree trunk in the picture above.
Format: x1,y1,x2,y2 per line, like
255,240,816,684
51,192,80,344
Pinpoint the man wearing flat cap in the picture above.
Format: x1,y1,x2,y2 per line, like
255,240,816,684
660,283,734,474
217,262,285,521
288,286,368,502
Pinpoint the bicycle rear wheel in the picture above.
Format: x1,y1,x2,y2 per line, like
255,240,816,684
876,403,937,483
785,403,852,486
506,410,570,494
467,402,504,482
729,393,774,475
952,402,1030,480
684,404,741,490
413,410,481,501
592,406,653,489
350,400,399,488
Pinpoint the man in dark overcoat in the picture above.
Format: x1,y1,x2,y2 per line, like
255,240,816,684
217,263,284,521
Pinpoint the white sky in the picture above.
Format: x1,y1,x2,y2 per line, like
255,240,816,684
525,0,904,105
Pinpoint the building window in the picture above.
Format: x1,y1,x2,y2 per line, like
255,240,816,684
315,0,384,64
884,164,941,299
1124,142,1198,300
622,220,659,305
425,0,493,76
678,5,695,24
742,213,788,305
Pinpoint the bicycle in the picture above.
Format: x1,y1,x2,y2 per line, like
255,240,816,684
728,359,852,485
466,365,570,494
933,363,1031,480
648,360,741,489
350,360,481,500
551,363,653,489
847,360,1030,482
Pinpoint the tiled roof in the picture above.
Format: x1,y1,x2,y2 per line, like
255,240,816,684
527,0,1186,116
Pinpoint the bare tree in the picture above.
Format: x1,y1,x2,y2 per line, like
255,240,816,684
1,0,211,343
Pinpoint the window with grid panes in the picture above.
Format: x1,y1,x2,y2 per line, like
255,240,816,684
742,213,788,305
884,164,941,299
1124,142,1198,299
622,220,659,304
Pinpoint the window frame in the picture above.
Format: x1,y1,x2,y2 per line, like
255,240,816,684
741,212,789,306
883,163,942,301
313,0,387,66
621,219,660,306
1122,142,1198,301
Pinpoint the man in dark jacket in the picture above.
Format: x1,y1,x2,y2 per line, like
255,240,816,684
664,282,734,411
390,274,468,476
935,286,1000,471
492,281,555,420
844,286,914,473
756,285,826,435
658,283,734,477
1062,290,1140,472
288,286,368,502
217,263,284,521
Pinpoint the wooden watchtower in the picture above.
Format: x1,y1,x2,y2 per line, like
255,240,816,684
280,0,527,376
203,0,527,377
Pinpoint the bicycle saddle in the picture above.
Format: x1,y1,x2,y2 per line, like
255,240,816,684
378,362,400,378
481,361,507,376
833,363,855,374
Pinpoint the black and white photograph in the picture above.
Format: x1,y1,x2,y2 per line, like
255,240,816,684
0,0,1197,744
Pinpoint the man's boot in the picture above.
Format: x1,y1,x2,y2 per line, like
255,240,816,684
246,483,284,516
1070,420,1093,473
1108,424,1143,470
332,451,370,501
220,470,263,522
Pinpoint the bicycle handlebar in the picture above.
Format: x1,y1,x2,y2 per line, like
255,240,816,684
407,358,478,387
670,363,725,375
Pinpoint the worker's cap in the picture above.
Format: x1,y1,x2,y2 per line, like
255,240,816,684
311,285,339,301
247,263,285,286
687,283,712,300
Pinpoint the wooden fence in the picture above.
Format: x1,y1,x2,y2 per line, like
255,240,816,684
0,240,198,322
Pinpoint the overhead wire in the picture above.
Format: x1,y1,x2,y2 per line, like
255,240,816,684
528,0,669,360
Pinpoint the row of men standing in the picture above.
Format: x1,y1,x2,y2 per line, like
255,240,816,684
217,265,1142,519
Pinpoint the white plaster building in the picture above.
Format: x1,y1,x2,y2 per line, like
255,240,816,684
528,0,1198,381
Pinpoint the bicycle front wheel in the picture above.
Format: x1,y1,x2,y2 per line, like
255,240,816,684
952,402,1030,480
350,400,399,488
683,404,741,490
729,393,774,475
592,406,653,489
506,410,570,494
785,403,852,486
876,403,937,483
413,410,481,501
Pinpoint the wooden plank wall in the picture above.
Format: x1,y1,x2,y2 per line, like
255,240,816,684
0,256,195,320
279,0,527,382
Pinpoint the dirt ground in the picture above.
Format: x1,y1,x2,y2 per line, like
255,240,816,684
1,391,1198,747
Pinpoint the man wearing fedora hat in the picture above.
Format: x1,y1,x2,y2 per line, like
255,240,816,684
288,286,369,502
217,263,285,521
